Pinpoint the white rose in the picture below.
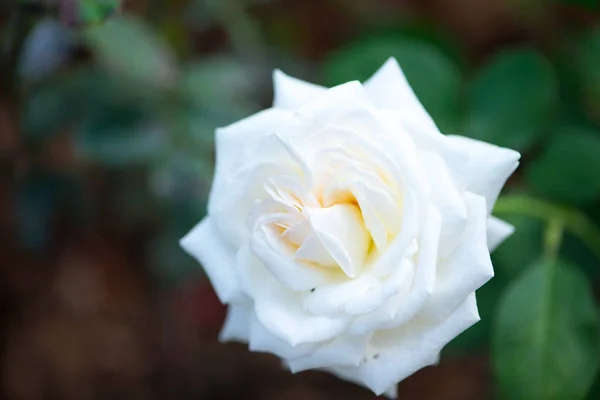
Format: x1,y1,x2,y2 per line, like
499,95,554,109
181,58,519,397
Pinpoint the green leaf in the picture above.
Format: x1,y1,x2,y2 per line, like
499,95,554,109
22,81,79,140
77,104,166,166
79,0,119,25
464,48,558,152
526,127,600,205
562,231,600,281
178,57,258,120
84,16,177,87
323,36,463,133
22,69,113,140
493,259,600,400
558,0,600,10
573,28,600,121
492,215,544,280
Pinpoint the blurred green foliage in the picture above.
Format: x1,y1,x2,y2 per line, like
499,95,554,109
494,259,599,400
465,49,559,152
4,0,600,399
324,35,462,133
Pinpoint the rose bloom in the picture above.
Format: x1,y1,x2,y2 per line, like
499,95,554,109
181,58,519,397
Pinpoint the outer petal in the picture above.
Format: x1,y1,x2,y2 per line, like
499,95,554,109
287,334,372,373
180,218,243,304
350,206,440,335
220,305,251,342
249,315,318,359
328,293,480,396
254,287,348,346
209,108,295,246
420,192,493,322
488,216,514,251
237,245,348,346
211,108,295,190
303,258,413,318
419,150,468,258
364,57,438,132
447,135,520,212
273,69,326,110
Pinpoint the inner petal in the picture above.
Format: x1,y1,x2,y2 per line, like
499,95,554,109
297,204,371,278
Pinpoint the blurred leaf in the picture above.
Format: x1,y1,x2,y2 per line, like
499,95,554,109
77,104,167,166
559,0,600,9
465,48,558,152
22,67,151,141
22,80,79,140
356,23,466,69
178,57,258,119
15,172,86,250
586,375,600,400
561,231,600,281
323,36,462,133
150,153,212,202
78,0,119,25
18,17,74,81
526,127,600,205
160,17,190,59
85,15,177,87
573,27,600,121
493,259,600,400
492,215,544,280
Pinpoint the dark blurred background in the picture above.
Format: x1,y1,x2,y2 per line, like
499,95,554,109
2,0,600,399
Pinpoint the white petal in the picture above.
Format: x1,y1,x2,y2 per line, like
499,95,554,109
447,135,520,212
286,81,370,140
421,192,493,321
303,274,379,316
220,305,251,342
364,57,438,132
209,108,295,246
371,187,423,278
328,293,480,396
318,153,401,252
384,385,398,399
254,284,348,346
180,218,243,303
287,334,371,373
350,206,440,335
211,108,295,192
256,293,347,346
250,225,334,291
420,150,468,258
272,69,326,110
238,246,348,346
304,258,413,317
302,204,370,277
344,259,414,316
399,116,471,188
487,216,514,251
249,314,318,359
